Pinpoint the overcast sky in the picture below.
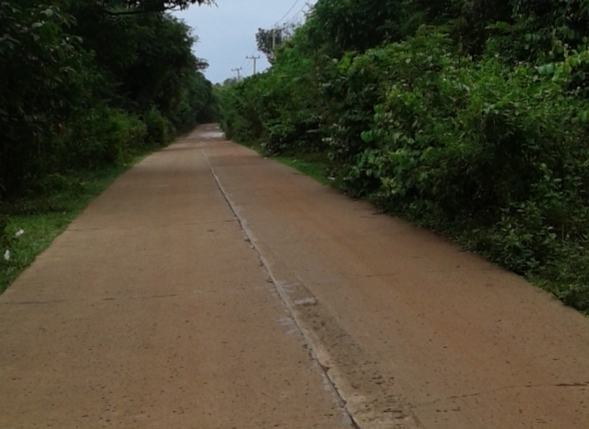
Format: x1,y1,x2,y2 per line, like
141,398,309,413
172,0,315,84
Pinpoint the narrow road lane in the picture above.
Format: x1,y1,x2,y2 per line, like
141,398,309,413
0,127,349,429
1,125,589,428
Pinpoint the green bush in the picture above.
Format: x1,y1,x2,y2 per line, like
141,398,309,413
218,2,589,314
347,30,589,310
218,77,266,143
143,107,173,147
66,107,146,169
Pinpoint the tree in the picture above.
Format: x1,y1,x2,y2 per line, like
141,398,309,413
93,0,215,15
0,0,216,197
255,25,295,63
0,2,88,194
222,77,238,86
305,0,410,57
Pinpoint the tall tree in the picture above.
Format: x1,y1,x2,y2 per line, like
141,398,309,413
301,0,412,58
256,25,295,63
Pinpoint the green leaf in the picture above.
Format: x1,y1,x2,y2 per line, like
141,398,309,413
361,131,374,143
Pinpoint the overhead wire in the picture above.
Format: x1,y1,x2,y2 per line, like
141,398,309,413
239,55,248,69
273,0,301,27
275,1,313,35
238,0,313,79
283,1,311,26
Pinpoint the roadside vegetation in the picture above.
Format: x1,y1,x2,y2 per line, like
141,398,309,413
0,0,217,293
218,0,589,314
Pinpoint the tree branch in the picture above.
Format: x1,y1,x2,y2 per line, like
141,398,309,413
97,1,215,17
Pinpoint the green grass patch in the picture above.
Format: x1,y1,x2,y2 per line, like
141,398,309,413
0,160,145,295
273,154,334,186
235,139,338,187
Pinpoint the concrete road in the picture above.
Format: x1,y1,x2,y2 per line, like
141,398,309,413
1,125,588,429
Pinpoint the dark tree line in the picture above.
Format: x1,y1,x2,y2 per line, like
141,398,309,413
0,0,217,197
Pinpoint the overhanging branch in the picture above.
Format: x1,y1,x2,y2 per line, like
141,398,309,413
97,0,215,17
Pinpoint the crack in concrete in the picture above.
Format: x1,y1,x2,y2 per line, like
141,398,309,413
0,287,267,305
412,382,589,409
0,300,67,305
554,382,589,387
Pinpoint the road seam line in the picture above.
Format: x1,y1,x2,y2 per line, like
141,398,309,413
203,149,363,428
203,149,425,429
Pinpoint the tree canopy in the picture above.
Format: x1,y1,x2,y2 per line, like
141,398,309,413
0,0,217,197
95,0,215,15
255,25,296,63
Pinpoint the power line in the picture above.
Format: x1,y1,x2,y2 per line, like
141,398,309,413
232,1,312,84
273,0,301,26
239,55,248,69
284,2,311,26
242,1,313,81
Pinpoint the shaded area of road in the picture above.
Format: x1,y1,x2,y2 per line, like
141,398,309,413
1,125,588,429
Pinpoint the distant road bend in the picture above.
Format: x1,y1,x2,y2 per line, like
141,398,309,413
1,124,588,429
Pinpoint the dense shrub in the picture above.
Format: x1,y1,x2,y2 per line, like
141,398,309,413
219,0,589,313
67,107,147,168
220,44,326,155
352,30,589,266
143,107,173,147
350,33,589,310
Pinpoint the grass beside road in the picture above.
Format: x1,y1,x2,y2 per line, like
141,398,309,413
273,154,334,186
237,140,335,187
0,163,138,295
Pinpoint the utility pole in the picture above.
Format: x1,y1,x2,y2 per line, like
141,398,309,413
231,67,243,81
246,55,261,75
272,28,276,50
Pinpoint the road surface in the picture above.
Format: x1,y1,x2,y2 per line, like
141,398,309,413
1,125,588,429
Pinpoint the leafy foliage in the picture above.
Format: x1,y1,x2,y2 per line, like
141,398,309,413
255,25,295,63
0,0,216,198
305,0,411,57
219,0,589,313
92,0,214,15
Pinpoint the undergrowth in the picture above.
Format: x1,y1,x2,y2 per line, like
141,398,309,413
274,153,334,186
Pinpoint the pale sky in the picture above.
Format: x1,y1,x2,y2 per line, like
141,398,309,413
172,0,315,84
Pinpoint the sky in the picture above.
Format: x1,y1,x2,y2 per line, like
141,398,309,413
172,0,315,84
